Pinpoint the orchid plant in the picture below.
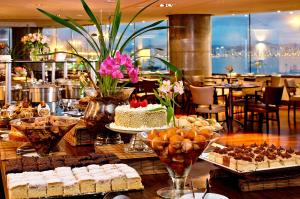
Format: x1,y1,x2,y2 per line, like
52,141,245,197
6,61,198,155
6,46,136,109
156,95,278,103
38,0,181,98
154,80,184,126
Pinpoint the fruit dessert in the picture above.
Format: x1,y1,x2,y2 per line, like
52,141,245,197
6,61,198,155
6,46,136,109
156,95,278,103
111,99,168,130
147,127,214,176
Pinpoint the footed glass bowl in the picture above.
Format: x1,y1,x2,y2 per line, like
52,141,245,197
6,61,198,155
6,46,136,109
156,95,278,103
139,127,218,199
10,116,78,156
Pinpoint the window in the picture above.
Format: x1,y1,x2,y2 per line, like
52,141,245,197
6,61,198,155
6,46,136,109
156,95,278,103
212,15,249,74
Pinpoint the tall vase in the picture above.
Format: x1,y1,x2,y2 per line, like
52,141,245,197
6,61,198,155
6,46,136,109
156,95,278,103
83,87,134,145
30,48,43,61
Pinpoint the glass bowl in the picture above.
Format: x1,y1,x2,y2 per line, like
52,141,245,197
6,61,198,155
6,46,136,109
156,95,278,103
10,116,79,156
139,127,219,199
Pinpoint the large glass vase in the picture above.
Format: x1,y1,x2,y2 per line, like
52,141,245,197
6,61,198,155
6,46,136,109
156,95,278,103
140,128,216,198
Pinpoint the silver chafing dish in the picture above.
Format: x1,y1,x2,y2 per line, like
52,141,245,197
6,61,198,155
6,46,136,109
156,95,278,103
29,84,60,103
0,82,5,101
56,78,81,99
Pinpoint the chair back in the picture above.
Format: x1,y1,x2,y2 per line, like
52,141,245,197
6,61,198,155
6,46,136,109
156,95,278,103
190,85,214,105
284,79,297,98
263,86,283,106
142,79,159,94
271,75,281,86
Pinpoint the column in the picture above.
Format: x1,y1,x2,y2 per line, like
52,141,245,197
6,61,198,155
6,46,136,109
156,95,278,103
169,14,212,77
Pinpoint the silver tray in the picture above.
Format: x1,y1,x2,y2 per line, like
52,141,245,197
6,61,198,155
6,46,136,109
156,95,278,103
106,123,168,134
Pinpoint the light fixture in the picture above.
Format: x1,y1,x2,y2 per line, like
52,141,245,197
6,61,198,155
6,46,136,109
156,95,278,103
231,14,236,16
289,11,294,15
76,14,83,17
159,3,173,8
277,10,281,13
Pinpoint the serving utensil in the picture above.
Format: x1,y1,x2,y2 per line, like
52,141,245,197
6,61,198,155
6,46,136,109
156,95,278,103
202,179,209,199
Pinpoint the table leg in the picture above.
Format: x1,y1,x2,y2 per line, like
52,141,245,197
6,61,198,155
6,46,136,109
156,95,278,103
228,88,233,132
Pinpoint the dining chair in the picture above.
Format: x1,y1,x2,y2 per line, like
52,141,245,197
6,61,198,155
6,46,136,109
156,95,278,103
189,85,229,128
244,86,284,134
136,79,159,103
284,79,300,123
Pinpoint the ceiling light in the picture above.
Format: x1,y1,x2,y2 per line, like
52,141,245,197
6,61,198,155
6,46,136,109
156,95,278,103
106,0,115,3
160,3,173,8
231,14,236,16
77,14,83,17
289,11,294,15
244,14,248,17
277,10,281,13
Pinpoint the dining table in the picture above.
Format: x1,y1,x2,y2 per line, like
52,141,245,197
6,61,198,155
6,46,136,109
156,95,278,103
213,83,260,132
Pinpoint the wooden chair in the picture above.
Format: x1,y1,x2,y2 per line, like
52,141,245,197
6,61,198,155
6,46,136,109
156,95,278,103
284,79,300,123
136,79,159,103
244,86,283,134
190,85,229,128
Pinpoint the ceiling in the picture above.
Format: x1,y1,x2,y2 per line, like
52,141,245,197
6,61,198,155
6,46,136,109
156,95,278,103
0,0,300,27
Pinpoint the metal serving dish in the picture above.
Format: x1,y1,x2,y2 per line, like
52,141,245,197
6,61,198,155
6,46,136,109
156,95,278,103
12,86,29,102
29,84,60,103
0,82,5,101
56,79,81,99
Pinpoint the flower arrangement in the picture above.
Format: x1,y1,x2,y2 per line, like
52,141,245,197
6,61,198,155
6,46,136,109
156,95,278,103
38,0,181,98
154,80,184,126
99,51,139,96
21,32,49,51
14,66,27,77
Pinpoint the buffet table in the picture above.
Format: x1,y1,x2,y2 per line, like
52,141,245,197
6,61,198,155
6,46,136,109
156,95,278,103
2,135,300,199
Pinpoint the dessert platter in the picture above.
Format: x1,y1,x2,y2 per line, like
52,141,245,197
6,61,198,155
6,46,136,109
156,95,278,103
6,153,144,199
107,100,169,153
200,141,300,175
175,115,223,132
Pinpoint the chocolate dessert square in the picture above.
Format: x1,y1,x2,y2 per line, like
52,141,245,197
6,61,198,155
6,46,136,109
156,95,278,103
5,164,23,174
93,158,109,165
65,158,81,167
81,160,94,166
89,153,106,160
37,157,50,165
77,156,91,161
109,159,122,164
38,163,51,171
51,161,64,168
6,159,22,167
23,164,38,171
22,157,37,166
51,156,64,162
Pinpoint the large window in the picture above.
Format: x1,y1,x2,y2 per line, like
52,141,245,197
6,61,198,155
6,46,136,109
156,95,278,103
212,15,249,74
212,10,300,75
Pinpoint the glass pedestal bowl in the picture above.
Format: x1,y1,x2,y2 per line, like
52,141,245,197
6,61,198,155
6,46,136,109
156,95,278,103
10,116,79,156
139,127,218,199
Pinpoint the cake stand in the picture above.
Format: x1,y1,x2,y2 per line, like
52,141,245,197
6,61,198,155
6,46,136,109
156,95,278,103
106,123,166,153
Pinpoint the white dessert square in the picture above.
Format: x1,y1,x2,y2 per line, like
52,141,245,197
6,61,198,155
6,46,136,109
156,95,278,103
8,180,28,199
87,164,101,171
75,174,95,194
28,179,47,198
92,174,112,193
55,167,73,176
268,159,283,168
108,171,127,191
229,157,237,170
125,172,144,190
61,178,80,196
215,153,223,165
208,152,217,162
236,160,256,172
72,167,88,174
45,177,63,197
281,156,297,166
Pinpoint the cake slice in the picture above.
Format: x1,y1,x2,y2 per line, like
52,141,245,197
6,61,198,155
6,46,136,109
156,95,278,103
7,179,28,199
108,171,127,191
267,154,282,168
92,173,112,193
28,179,47,198
280,152,296,166
125,171,144,190
61,177,80,196
255,155,269,169
75,174,95,193
45,177,63,197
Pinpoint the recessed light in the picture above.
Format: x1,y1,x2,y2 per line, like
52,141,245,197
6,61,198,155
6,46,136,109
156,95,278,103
231,14,236,16
277,10,281,13
106,0,115,3
77,14,83,17
289,11,294,15
159,3,173,8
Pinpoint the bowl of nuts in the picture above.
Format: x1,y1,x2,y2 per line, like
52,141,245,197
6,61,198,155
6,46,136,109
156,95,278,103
139,127,219,199
10,116,79,156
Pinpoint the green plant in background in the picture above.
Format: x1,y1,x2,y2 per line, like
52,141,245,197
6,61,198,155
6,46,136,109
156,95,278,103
37,0,181,97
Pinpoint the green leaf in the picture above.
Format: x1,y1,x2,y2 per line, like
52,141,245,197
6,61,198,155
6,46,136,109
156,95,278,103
114,0,159,55
120,26,168,53
154,57,182,77
150,107,164,112
37,8,101,59
80,0,108,58
109,0,121,54
166,106,174,124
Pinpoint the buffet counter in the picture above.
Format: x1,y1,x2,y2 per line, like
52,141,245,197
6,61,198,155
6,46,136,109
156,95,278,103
2,134,300,199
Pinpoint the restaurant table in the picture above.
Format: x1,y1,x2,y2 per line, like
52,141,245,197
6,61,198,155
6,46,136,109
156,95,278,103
213,83,260,132
2,135,300,199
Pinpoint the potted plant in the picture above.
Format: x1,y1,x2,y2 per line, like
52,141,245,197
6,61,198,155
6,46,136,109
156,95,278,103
21,32,49,61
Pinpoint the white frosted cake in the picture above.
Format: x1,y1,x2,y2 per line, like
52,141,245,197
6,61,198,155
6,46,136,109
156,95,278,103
113,104,167,130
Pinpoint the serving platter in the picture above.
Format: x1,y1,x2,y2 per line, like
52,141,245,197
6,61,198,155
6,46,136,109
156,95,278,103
106,123,168,134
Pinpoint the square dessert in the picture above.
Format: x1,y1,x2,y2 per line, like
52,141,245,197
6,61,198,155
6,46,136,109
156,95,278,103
280,152,296,166
45,177,63,197
108,171,127,191
267,154,282,168
236,156,256,172
125,171,144,190
74,174,96,193
255,155,269,169
61,177,80,196
92,174,112,193
28,179,47,198
8,180,28,199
